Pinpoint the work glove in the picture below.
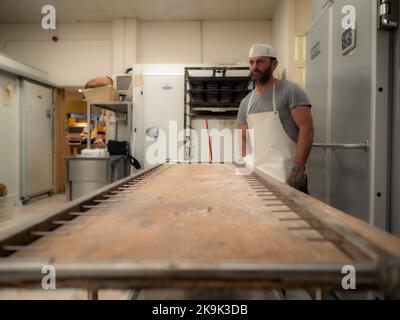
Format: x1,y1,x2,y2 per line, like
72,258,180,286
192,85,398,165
235,154,253,166
288,164,309,194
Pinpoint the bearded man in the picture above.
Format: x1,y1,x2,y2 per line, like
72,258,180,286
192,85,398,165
237,44,314,194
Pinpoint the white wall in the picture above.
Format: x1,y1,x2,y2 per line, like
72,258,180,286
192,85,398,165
137,21,202,63
6,41,112,87
0,20,273,86
138,20,272,65
272,0,292,78
0,23,113,87
296,0,313,34
202,21,272,64
113,18,138,75
272,0,312,83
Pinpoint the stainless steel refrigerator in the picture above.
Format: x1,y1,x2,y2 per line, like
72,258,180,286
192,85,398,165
306,0,399,233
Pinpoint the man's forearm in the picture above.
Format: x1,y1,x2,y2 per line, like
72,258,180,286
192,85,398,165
294,127,314,165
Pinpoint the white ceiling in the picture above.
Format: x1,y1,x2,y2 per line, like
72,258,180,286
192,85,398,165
0,0,279,23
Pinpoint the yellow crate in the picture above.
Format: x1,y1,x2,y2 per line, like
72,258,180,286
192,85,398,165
82,85,116,102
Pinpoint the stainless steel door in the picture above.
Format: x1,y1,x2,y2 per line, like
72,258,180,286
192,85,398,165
329,0,372,222
390,2,400,235
21,80,54,200
306,0,391,228
306,7,332,203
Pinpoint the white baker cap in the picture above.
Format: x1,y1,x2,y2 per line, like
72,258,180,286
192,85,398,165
249,44,277,59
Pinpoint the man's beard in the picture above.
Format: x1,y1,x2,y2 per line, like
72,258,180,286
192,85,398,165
250,65,273,85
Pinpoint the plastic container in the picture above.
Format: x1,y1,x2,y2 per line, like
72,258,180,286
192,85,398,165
81,148,109,157
82,85,116,102
0,194,15,222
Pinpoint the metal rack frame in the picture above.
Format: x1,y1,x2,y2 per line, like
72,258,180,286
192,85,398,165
0,163,399,298
184,66,251,161
86,101,133,149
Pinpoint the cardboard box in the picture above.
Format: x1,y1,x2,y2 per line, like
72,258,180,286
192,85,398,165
82,85,116,102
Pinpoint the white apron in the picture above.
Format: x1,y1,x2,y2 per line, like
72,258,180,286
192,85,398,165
246,83,297,183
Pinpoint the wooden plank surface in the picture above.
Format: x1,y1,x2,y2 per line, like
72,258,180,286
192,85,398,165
9,164,354,263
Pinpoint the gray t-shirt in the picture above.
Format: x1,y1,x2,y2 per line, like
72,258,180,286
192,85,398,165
237,80,311,143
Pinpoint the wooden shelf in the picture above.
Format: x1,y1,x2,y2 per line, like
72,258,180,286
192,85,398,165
87,101,132,114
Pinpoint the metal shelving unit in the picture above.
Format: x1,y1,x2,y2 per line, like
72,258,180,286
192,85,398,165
86,101,132,149
184,66,251,160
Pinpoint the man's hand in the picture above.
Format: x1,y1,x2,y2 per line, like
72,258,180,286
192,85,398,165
288,164,309,194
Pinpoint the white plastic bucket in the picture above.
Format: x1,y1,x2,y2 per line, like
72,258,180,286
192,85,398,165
0,195,15,222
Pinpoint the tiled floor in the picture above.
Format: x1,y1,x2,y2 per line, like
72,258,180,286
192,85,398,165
0,194,67,235
0,194,135,299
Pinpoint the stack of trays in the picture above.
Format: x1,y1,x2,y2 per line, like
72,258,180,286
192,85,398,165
220,82,234,90
220,92,233,102
234,91,250,102
234,80,250,90
206,82,219,90
206,91,219,102
187,76,251,108
190,80,205,90
191,92,205,102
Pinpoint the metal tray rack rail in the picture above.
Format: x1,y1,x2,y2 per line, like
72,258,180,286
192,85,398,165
184,67,251,160
0,163,399,299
